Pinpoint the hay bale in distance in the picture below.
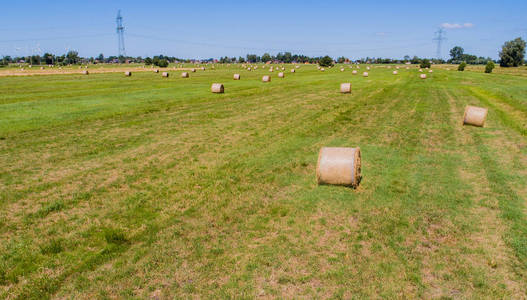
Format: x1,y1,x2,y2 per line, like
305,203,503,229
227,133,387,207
352,70,358,75
463,105,488,127
83,70,89,75
291,69,296,73
420,74,427,79
316,147,361,188
278,72,284,78
191,68,196,72
211,83,224,93
320,68,325,71
154,69,159,73
162,72,169,77
124,71,132,76
363,72,369,77
419,69,423,72
340,68,345,72
181,72,189,78
393,71,398,75
429,70,433,73
262,75,271,82
340,83,351,93
366,66,370,70
233,74,240,80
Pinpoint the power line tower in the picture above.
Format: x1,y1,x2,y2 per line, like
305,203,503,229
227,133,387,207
116,10,125,57
433,28,446,60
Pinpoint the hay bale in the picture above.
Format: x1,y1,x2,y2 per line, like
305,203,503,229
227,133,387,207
320,68,325,71
201,67,205,70
233,74,240,80
211,83,224,93
83,70,89,75
269,68,273,72
420,74,427,79
363,72,369,77
124,71,132,76
419,69,423,72
181,72,189,78
406,67,410,69
366,66,370,70
352,70,358,75
278,72,284,78
291,69,296,73
295,65,299,69
428,70,433,73
262,75,271,82
162,72,169,77
463,105,488,127
340,83,351,93
393,71,398,75
316,147,361,188
154,69,159,73
340,68,345,72
191,68,196,72
396,66,400,69
40,67,44,70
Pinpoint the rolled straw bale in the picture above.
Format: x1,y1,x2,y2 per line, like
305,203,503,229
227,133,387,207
419,69,423,72
262,75,271,82
352,70,358,75
317,66,321,70
363,72,369,77
463,106,488,127
83,70,89,75
191,68,196,72
295,65,299,68
40,67,44,70
393,71,398,75
247,67,251,71
201,67,205,70
420,74,427,79
316,147,361,188
320,68,325,71
278,72,284,78
162,72,169,77
340,68,345,72
291,69,296,73
366,66,370,70
181,72,189,78
154,69,159,73
340,83,351,93
211,83,224,93
429,70,433,73
281,67,285,70
406,67,409,69
124,71,132,76
233,73,240,80
396,66,400,69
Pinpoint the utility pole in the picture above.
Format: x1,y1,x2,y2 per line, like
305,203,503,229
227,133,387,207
116,10,126,57
433,28,446,60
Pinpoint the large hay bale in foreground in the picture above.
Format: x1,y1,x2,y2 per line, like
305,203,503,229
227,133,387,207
162,72,169,77
340,83,351,93
181,72,189,78
278,72,284,78
125,71,132,76
262,75,271,82
233,74,240,80
211,83,224,93
316,147,361,188
420,74,427,79
363,72,369,77
463,106,488,127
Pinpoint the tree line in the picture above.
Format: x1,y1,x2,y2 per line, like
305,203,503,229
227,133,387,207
1,37,525,68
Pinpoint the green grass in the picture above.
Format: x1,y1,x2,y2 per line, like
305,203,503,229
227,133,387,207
0,64,526,298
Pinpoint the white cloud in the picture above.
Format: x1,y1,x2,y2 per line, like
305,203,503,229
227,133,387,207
441,22,474,29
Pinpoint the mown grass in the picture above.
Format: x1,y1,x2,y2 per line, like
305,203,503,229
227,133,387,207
0,63,526,298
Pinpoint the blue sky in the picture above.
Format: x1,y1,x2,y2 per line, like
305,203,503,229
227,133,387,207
0,0,525,60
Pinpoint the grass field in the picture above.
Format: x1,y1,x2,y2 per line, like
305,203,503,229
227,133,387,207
1,63,526,299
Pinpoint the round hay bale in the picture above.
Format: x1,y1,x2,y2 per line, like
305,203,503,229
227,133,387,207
316,147,361,188
419,69,423,72
191,68,196,72
233,74,240,80
124,71,132,76
317,66,321,70
162,72,169,77
201,67,205,70
420,74,427,79
295,65,299,69
278,72,284,78
269,68,273,72
366,67,370,70
281,67,285,70
181,72,189,78
363,72,369,77
428,70,433,73
154,69,159,73
340,68,345,72
291,69,296,73
393,71,398,75
463,105,488,127
406,67,410,70
340,83,351,93
262,75,271,82
211,83,224,93
320,68,325,71
352,70,358,75
83,70,89,75
396,66,400,69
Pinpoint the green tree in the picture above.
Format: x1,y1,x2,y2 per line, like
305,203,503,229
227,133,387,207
261,53,271,63
420,59,431,68
97,53,104,62
155,59,168,67
499,37,526,67
319,55,334,67
458,61,467,71
484,61,495,73
66,51,79,64
337,56,347,64
144,57,152,65
449,46,464,63
238,56,245,63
